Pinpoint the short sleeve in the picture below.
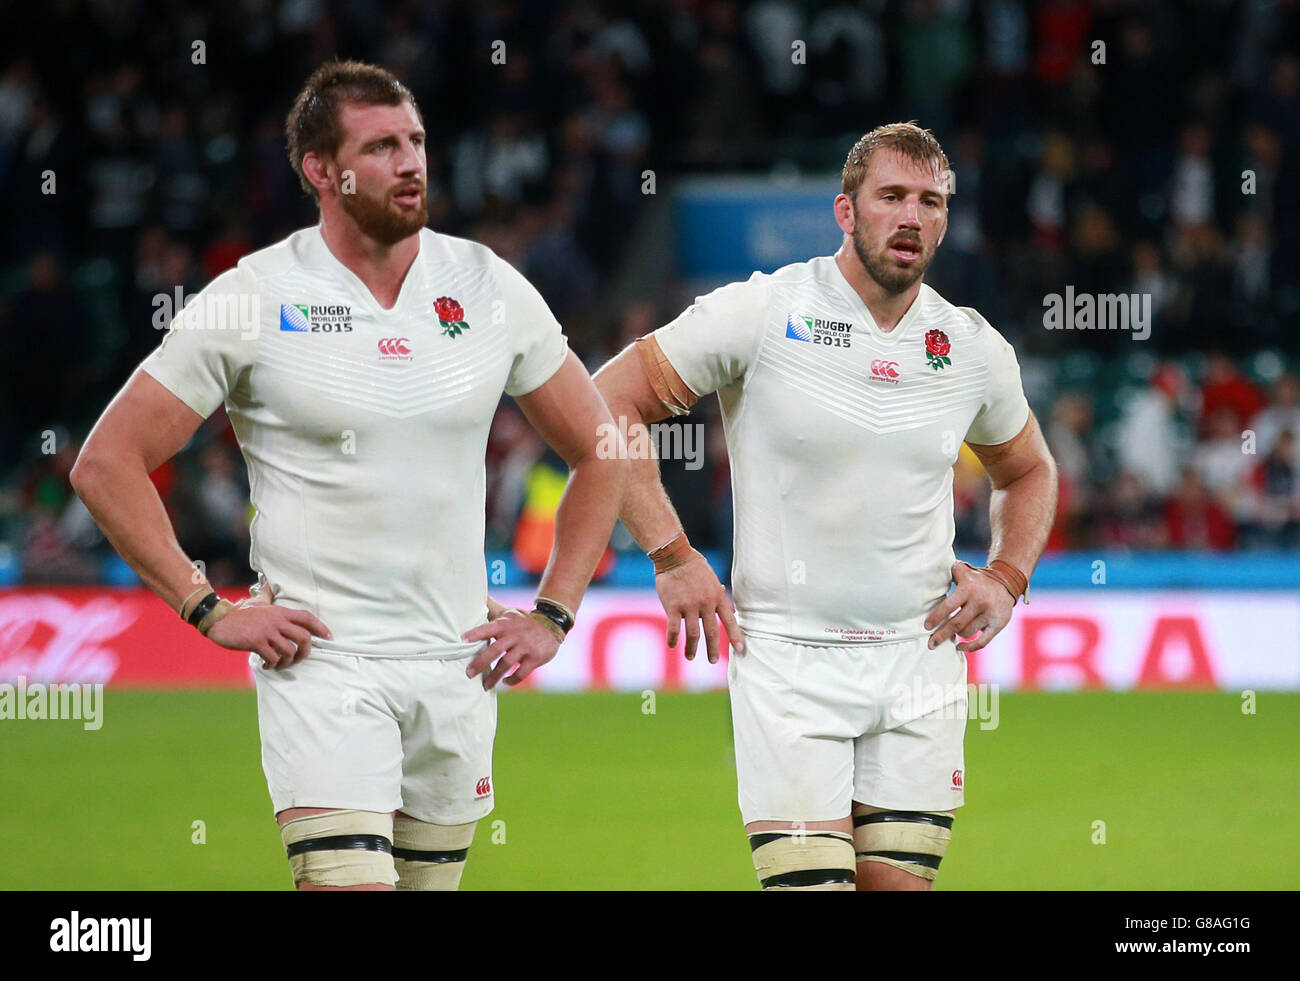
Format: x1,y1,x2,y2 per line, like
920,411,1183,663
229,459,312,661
651,273,769,398
139,265,261,418
963,310,1031,446
496,255,569,397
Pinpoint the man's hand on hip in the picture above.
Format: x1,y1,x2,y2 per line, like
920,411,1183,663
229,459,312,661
923,561,1016,653
207,588,333,670
463,611,560,690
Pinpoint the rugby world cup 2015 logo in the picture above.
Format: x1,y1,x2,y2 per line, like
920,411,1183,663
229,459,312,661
280,304,311,332
785,314,814,342
279,303,353,332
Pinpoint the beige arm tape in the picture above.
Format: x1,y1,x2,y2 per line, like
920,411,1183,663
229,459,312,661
634,335,699,416
852,805,954,882
196,599,235,636
526,610,566,643
648,531,701,575
392,815,477,891
280,809,398,888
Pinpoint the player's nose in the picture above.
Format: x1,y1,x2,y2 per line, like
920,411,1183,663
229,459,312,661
395,139,424,175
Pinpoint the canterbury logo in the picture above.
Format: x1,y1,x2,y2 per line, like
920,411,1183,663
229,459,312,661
870,359,900,381
475,777,492,798
952,769,963,789
378,337,412,359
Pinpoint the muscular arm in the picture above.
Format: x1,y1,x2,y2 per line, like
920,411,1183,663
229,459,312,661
925,411,1058,652
69,369,211,611
465,352,628,688
512,350,629,612
593,337,742,660
70,368,330,666
969,409,1058,583
592,338,688,552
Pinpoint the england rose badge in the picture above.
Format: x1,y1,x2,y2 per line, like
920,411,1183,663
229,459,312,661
435,296,470,338
925,329,952,370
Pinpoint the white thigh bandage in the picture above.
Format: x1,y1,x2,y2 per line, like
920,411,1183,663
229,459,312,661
280,809,398,888
852,805,954,881
749,830,856,891
392,815,476,891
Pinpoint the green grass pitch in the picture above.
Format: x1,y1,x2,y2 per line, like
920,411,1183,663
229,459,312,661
2,690,1296,889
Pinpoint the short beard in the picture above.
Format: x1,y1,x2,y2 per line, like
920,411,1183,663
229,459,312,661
339,185,428,246
851,208,933,295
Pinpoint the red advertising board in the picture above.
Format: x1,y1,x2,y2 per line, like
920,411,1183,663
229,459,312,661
1,587,1297,691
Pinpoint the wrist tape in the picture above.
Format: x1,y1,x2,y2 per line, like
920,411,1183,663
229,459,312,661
648,532,697,575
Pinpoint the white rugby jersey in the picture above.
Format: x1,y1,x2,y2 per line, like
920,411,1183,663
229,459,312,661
142,226,568,657
654,255,1029,646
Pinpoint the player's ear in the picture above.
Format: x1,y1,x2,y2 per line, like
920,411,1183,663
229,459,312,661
833,193,855,235
301,151,335,197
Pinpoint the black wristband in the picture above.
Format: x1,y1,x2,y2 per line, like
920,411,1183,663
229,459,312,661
186,592,220,628
532,598,574,636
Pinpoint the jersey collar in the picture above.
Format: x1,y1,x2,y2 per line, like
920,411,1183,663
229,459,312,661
825,256,928,346
310,224,425,316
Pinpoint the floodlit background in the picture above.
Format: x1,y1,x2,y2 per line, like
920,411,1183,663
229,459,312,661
1,0,1298,889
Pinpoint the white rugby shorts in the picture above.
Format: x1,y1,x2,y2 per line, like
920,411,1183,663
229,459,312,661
252,649,497,825
728,633,967,824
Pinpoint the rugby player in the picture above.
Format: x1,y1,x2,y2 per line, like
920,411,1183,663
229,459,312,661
70,61,627,891
594,122,1057,891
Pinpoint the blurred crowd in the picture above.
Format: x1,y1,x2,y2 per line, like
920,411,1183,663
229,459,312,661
2,0,1298,584
961,352,1300,553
